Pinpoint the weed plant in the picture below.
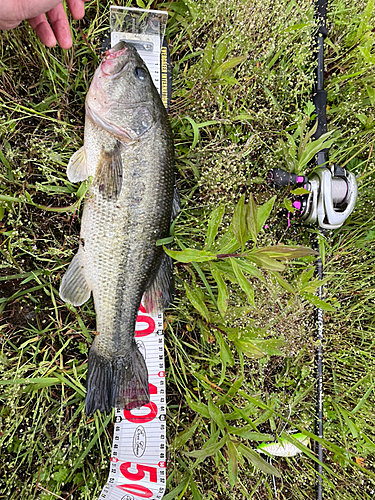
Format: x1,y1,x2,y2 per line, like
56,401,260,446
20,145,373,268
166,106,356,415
0,0,374,499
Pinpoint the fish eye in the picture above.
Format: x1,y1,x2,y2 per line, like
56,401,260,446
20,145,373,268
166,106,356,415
135,67,147,81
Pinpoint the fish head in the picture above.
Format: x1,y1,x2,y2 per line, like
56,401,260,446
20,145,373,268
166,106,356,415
86,41,163,142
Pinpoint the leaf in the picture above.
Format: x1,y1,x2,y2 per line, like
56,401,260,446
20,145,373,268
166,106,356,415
227,440,238,488
185,116,200,149
236,260,265,282
0,149,11,170
156,236,174,246
232,113,254,121
0,194,21,203
208,395,227,430
185,393,210,418
247,253,285,271
256,196,276,234
192,261,218,311
164,247,216,263
218,236,240,254
228,427,273,441
357,113,368,126
226,375,244,397
301,277,330,294
291,187,310,195
351,385,373,415
232,195,248,251
216,375,245,407
171,416,201,450
303,292,336,312
76,177,92,199
203,40,213,70
252,338,285,356
283,22,309,32
210,263,229,317
299,267,315,285
184,283,210,322
356,0,374,40
366,85,375,106
238,443,281,477
197,120,221,129
298,119,317,159
232,339,264,358
205,205,225,250
213,56,247,76
53,467,70,483
298,132,336,170
253,245,317,260
190,478,203,500
163,474,190,500
230,258,255,305
214,38,229,64
183,434,228,458
271,271,295,294
214,328,235,377
337,406,360,438
283,197,295,212
0,377,59,387
247,193,258,243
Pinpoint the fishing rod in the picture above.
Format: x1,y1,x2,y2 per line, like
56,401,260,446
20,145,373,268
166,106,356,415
267,1,357,498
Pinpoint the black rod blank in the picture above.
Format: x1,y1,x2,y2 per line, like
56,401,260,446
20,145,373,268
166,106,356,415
314,1,328,499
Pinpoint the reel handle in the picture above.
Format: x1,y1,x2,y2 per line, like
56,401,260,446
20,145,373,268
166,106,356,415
267,168,308,188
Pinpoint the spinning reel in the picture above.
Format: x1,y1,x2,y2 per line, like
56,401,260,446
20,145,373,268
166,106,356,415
268,162,358,230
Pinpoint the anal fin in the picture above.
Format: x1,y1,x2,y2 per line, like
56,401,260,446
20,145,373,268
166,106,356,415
144,251,175,314
59,248,91,306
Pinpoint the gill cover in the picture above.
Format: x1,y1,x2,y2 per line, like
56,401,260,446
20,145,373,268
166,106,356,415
86,41,162,142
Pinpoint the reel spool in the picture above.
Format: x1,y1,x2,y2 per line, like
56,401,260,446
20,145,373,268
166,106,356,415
267,165,358,229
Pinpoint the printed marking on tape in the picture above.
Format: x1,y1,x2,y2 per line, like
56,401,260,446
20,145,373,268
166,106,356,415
98,304,166,500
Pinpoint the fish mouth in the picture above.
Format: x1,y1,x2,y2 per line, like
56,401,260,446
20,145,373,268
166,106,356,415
101,42,130,77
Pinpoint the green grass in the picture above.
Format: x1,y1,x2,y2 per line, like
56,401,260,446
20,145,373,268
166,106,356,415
0,0,375,498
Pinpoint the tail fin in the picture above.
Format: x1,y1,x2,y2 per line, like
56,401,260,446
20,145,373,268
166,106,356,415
85,340,150,415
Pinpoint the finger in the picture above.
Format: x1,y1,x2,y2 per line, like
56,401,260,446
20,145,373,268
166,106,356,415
28,13,57,48
20,0,62,21
66,0,87,20
47,3,72,49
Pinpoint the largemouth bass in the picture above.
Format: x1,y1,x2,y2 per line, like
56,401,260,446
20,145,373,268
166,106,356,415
60,41,178,415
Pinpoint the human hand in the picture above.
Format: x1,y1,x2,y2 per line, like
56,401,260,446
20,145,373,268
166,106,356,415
0,0,87,49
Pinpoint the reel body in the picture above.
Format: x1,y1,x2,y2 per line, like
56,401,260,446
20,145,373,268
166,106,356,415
268,165,358,230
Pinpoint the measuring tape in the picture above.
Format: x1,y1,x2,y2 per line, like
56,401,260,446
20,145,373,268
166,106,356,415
98,7,170,500
98,305,166,500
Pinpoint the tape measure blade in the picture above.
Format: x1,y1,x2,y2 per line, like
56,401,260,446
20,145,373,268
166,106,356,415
98,306,166,500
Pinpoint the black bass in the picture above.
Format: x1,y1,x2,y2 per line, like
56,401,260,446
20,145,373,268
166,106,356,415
60,41,178,414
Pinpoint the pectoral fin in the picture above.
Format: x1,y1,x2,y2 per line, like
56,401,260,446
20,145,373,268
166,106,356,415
67,146,88,183
59,248,91,306
94,142,123,200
